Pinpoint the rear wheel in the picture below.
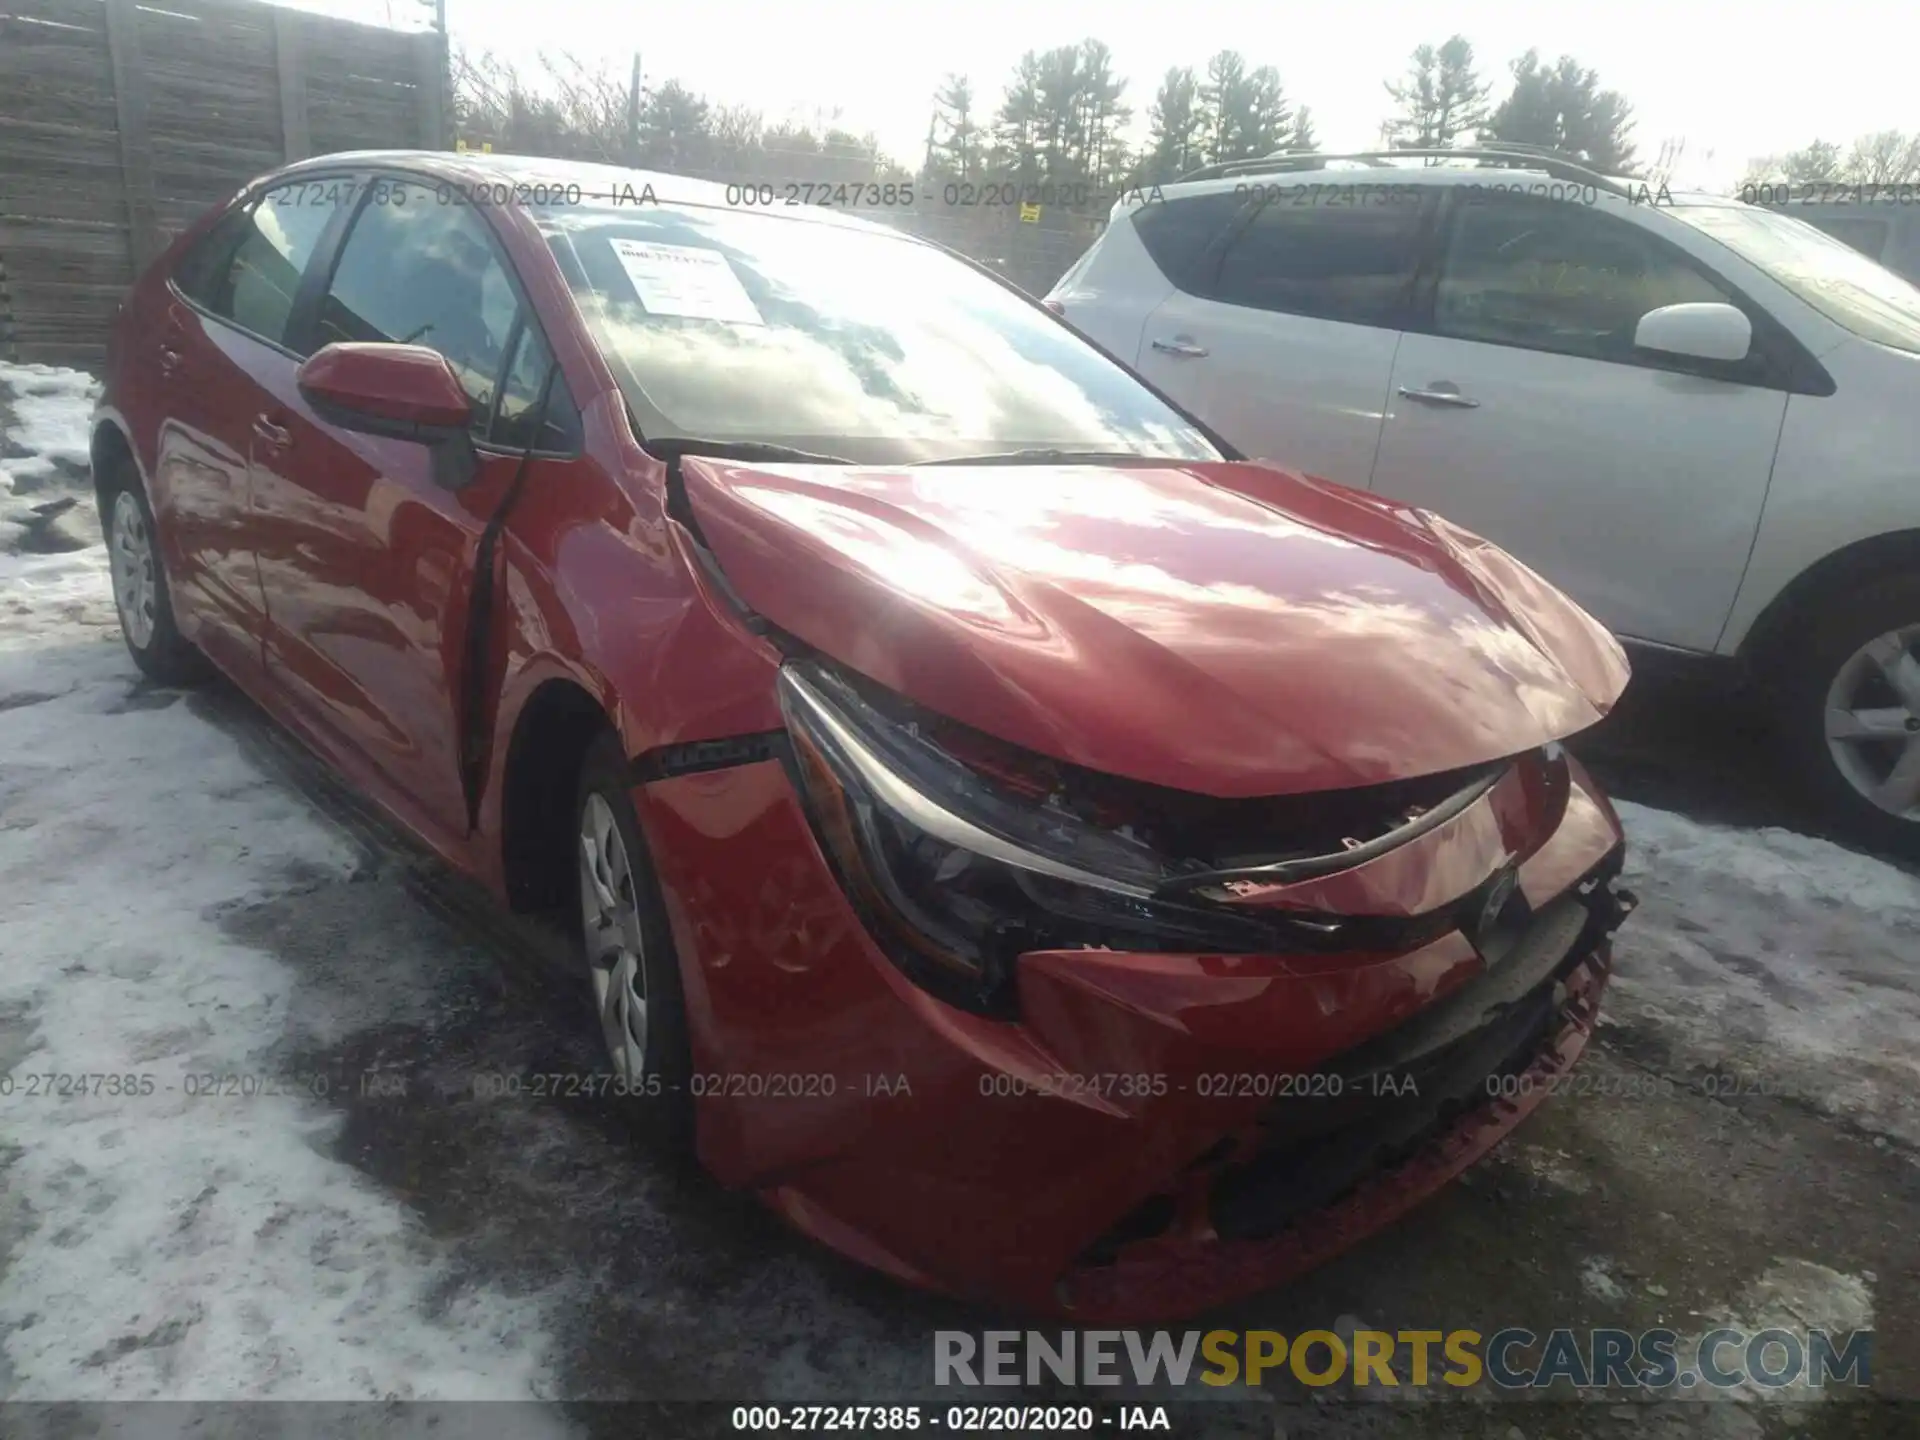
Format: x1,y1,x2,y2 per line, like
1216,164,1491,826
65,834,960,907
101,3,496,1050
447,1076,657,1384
1778,575,1920,855
574,732,693,1145
100,464,207,686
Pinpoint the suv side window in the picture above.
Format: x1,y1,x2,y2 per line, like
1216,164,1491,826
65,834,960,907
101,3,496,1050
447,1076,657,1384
1434,194,1730,365
184,183,349,348
1131,192,1249,294
1208,195,1426,327
314,179,520,424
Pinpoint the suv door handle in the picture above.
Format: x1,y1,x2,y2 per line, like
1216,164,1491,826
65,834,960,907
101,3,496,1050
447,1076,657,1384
1397,384,1479,409
1150,337,1209,358
252,414,293,449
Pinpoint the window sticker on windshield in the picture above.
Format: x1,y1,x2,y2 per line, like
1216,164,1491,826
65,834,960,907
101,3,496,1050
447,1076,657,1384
608,239,765,325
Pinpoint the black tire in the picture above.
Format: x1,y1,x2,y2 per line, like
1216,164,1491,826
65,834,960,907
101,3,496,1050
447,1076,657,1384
1775,573,1920,856
574,730,695,1147
97,458,209,686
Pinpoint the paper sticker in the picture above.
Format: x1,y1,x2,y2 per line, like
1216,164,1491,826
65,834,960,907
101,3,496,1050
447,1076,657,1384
609,239,765,326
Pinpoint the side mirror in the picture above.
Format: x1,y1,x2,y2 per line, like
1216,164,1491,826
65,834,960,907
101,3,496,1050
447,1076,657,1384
296,342,480,489
1633,302,1752,364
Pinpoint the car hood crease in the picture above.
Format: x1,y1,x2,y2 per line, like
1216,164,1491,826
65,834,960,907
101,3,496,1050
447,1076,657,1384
679,456,1629,798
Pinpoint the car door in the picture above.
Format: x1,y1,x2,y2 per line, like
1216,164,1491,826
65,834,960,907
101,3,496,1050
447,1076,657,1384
1129,186,1430,490
244,176,583,846
146,181,352,680
1367,191,1791,652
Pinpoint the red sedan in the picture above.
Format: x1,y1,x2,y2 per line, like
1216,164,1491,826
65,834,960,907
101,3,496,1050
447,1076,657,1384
92,152,1636,1320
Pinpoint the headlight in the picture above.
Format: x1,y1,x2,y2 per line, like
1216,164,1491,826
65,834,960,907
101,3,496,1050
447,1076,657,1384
777,662,1345,1015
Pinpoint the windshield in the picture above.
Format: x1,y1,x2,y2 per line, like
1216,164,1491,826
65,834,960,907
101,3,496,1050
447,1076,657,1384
1671,203,1920,355
536,202,1221,464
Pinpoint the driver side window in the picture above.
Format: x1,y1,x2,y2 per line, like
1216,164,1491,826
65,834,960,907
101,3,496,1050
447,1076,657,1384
1435,194,1729,366
314,179,519,425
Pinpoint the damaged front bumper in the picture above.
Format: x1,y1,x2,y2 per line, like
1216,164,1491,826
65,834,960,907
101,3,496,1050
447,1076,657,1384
635,737,1635,1320
1060,874,1635,1320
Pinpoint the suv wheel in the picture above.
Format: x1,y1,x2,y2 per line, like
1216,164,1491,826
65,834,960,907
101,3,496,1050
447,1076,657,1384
1781,575,1920,854
100,462,208,686
574,731,694,1145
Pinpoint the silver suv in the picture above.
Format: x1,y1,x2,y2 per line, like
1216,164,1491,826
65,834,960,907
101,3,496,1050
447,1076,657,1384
1050,148,1920,853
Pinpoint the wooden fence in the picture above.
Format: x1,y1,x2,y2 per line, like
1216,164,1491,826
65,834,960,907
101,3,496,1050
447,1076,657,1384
0,0,446,370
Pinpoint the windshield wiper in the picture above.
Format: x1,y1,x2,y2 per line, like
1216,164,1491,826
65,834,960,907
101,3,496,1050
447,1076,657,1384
916,447,1189,466
645,437,854,465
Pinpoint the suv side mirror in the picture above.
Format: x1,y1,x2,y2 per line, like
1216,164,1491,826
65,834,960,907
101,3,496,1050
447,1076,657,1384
297,342,480,489
1633,302,1752,364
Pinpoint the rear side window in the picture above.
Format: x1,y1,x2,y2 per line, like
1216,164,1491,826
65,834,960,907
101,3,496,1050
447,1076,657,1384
173,207,254,306
1131,192,1248,294
1209,198,1425,327
314,179,521,422
180,183,348,348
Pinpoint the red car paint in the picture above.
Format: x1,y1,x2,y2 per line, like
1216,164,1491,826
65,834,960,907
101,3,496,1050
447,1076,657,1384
298,342,475,427
97,152,1634,1320
681,456,1629,797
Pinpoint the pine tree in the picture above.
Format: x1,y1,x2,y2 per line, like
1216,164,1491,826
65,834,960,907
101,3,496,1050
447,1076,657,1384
931,74,981,181
1142,67,1204,182
1383,36,1489,150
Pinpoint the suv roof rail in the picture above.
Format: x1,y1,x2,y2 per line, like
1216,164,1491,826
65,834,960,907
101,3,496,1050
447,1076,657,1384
1172,146,1635,198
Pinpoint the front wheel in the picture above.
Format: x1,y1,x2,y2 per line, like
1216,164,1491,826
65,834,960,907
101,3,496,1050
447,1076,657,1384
1779,575,1920,856
574,732,693,1145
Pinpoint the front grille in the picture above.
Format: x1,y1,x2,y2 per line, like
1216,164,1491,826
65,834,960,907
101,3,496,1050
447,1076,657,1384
1072,857,1629,1266
1210,883,1610,1241
1209,973,1561,1240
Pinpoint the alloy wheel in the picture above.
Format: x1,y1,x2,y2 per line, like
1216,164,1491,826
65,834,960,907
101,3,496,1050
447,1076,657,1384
1824,623,1920,821
579,792,649,1079
109,490,158,651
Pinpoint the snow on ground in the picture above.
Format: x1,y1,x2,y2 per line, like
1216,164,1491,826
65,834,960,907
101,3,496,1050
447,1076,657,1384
0,363,100,555
1610,798,1920,1149
2,361,1915,1414
0,372,576,1417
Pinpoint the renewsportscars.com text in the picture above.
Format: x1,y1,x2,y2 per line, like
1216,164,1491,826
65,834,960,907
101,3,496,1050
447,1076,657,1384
934,1328,1872,1392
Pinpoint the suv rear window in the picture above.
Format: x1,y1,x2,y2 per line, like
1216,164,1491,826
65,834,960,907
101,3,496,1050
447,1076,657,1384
1131,192,1247,294
1133,186,1426,328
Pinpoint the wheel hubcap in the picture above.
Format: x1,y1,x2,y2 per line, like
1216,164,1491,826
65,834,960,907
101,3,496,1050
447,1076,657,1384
1824,623,1920,820
109,491,157,651
579,793,647,1079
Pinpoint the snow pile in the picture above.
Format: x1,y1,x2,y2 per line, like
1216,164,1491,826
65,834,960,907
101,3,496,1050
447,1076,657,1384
0,371,573,1412
1610,799,1920,1147
1676,1258,1875,1404
0,362,101,555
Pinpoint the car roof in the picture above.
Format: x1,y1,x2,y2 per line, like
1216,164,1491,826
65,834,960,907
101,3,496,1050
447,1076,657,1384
271,149,908,238
1758,199,1911,220
1118,164,1726,214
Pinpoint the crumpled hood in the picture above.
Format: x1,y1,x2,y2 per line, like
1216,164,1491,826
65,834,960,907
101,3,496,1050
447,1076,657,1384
681,457,1629,798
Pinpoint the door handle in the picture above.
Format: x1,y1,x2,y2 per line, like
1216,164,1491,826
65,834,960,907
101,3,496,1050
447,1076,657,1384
252,414,293,449
1150,337,1209,358
1397,384,1479,409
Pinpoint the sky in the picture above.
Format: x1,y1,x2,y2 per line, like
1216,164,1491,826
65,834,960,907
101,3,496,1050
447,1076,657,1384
295,0,1914,192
